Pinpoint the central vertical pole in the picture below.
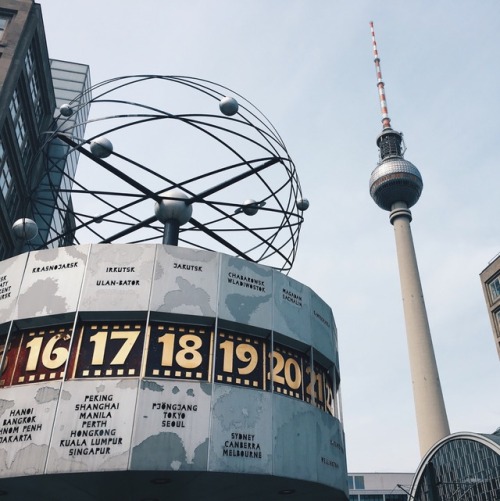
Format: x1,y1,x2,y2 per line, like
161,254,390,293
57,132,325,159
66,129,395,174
163,220,180,246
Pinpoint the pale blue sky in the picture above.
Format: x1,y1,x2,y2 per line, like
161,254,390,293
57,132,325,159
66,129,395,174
39,0,499,472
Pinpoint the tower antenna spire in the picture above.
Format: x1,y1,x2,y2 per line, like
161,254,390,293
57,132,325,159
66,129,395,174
370,21,391,130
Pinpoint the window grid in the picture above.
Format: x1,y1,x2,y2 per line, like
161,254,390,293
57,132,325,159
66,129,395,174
9,89,31,157
414,438,500,500
488,277,500,303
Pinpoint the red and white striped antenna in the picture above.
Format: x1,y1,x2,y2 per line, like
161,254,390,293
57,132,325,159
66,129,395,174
370,21,391,130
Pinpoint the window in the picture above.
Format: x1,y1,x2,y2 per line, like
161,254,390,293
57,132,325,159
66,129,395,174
495,309,500,330
0,15,10,40
30,72,42,121
9,88,31,156
359,496,382,501
0,159,12,198
15,114,26,150
9,89,20,121
7,185,19,219
354,476,365,490
489,276,500,303
386,495,408,501
29,72,40,103
25,47,34,75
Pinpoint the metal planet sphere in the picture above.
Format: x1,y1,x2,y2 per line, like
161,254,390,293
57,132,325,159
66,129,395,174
369,157,423,211
90,136,114,158
59,103,73,117
241,199,260,216
12,218,38,241
296,198,309,211
154,189,193,225
219,96,239,116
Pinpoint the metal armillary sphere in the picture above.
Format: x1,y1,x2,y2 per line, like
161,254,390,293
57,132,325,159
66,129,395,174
32,75,307,273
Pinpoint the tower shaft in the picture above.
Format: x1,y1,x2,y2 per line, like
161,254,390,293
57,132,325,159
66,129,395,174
390,202,450,455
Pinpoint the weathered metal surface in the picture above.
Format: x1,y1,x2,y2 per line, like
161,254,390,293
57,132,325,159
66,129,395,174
272,270,312,346
273,395,318,482
14,245,89,321
0,253,28,326
131,379,211,471
0,381,60,477
218,254,273,331
209,384,273,475
78,244,155,312
45,378,138,473
150,245,218,318
310,290,337,363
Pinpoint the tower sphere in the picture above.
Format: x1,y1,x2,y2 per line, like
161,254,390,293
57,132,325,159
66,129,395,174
369,157,423,211
12,218,38,241
219,96,239,116
154,189,193,225
90,136,113,158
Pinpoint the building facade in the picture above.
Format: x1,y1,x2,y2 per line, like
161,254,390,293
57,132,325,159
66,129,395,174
32,58,90,249
480,253,500,359
0,0,90,259
348,472,412,501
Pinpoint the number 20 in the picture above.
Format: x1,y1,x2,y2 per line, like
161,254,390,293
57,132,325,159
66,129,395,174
270,351,302,390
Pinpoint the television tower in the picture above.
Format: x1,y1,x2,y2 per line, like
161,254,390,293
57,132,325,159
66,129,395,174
368,22,450,456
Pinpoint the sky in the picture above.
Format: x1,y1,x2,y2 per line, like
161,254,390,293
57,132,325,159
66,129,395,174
38,0,499,473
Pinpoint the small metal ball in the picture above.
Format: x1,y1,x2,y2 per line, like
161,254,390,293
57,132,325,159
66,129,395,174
59,104,73,117
12,218,38,241
297,198,309,211
90,136,113,158
154,189,193,225
219,96,239,116
242,199,259,216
